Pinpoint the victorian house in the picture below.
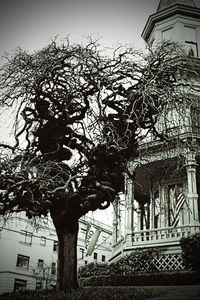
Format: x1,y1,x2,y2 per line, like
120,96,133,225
111,0,200,270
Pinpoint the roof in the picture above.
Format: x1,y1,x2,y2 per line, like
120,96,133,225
157,0,197,12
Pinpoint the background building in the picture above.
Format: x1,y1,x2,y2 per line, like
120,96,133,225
111,0,200,270
0,213,112,294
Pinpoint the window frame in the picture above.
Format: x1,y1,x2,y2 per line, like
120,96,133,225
16,254,30,270
53,241,58,252
51,262,56,275
102,255,106,262
20,230,33,245
37,259,44,268
14,279,27,292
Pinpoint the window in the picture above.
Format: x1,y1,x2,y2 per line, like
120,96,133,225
53,241,58,252
20,231,32,245
16,254,30,269
14,279,27,292
102,255,106,262
162,27,173,41
40,236,46,246
80,228,86,234
37,259,44,268
191,108,200,133
36,281,42,290
80,248,84,259
185,26,198,57
93,252,97,260
51,262,56,275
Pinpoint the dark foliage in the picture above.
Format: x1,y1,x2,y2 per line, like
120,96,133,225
78,248,161,278
180,233,200,273
80,271,200,287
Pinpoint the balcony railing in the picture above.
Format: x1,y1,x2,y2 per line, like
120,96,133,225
111,224,200,259
132,224,200,246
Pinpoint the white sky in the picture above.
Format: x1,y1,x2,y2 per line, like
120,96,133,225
0,0,162,55
0,0,199,225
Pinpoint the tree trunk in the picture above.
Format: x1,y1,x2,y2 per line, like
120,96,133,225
53,219,79,292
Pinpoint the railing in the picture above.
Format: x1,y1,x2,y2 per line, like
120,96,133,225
132,224,200,246
111,224,200,259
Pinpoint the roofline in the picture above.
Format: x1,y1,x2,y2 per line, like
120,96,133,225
142,4,200,42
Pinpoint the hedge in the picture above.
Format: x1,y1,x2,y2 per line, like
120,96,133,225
180,233,200,273
80,271,200,287
78,248,161,279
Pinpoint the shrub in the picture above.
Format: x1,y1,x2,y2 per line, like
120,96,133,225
81,271,200,287
180,233,200,272
78,248,161,279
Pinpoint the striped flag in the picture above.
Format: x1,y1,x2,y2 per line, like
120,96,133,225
171,193,185,227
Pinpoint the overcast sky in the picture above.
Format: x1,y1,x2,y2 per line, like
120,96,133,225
0,0,167,55
1,0,199,55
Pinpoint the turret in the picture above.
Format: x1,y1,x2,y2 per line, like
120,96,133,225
142,0,200,57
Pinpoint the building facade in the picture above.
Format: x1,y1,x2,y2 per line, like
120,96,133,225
111,0,200,269
0,213,112,294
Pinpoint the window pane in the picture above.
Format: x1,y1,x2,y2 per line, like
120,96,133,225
20,231,32,245
16,254,30,269
37,259,44,268
53,241,58,252
80,248,84,259
14,279,27,292
51,262,56,275
36,281,42,290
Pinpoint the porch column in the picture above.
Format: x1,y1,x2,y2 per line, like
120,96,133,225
137,208,142,231
125,178,134,246
186,151,199,224
112,196,119,244
150,191,155,229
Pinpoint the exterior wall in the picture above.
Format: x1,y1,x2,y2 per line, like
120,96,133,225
77,216,112,268
0,213,112,295
149,14,200,56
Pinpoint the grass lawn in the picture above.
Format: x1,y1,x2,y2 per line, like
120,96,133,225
1,286,200,299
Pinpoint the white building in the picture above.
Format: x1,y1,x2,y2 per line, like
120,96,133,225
0,213,112,294
111,0,200,269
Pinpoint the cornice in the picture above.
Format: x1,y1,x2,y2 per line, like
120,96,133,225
142,4,200,42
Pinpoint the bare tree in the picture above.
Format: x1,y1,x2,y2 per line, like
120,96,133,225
0,39,198,292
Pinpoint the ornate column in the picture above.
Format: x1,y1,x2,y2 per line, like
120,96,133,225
112,196,119,245
186,151,199,225
150,191,155,229
125,178,134,246
137,208,142,231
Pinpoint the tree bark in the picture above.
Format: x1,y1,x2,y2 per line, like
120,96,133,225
53,218,79,292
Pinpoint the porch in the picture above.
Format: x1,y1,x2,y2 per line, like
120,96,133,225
112,224,200,257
